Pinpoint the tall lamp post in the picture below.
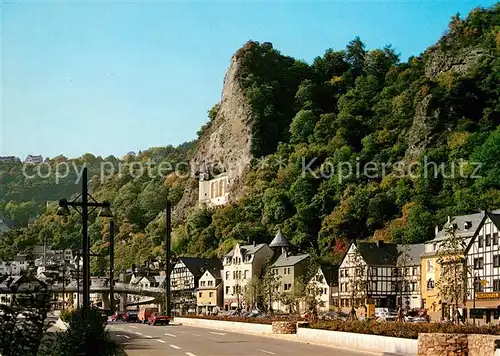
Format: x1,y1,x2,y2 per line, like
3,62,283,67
109,220,115,314
165,200,172,317
58,167,112,313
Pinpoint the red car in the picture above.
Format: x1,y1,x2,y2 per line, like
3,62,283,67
148,313,171,326
110,311,124,322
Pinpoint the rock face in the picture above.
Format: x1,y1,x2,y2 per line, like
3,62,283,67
404,94,440,161
467,334,499,356
173,54,254,223
424,46,487,79
191,54,253,192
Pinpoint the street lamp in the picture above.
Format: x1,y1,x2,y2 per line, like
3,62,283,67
58,167,112,313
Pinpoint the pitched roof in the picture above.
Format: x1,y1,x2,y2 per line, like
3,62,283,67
225,243,267,257
269,230,292,249
0,215,14,232
431,210,500,242
179,257,222,278
206,267,222,280
356,241,399,266
397,244,425,266
272,253,310,267
319,264,338,286
487,213,500,230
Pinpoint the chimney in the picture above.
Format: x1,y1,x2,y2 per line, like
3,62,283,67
435,225,439,236
447,216,451,224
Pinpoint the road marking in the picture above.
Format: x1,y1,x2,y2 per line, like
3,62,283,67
209,331,226,336
157,339,166,344
129,325,137,329
170,344,181,350
164,333,177,337
258,350,275,355
186,353,197,356
116,334,130,339
192,333,201,336
145,335,153,339
134,331,143,335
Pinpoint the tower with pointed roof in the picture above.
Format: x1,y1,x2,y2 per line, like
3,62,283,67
269,229,292,255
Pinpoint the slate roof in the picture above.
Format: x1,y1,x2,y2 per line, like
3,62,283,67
487,213,500,230
397,244,425,266
0,215,14,233
179,257,222,278
225,243,266,257
431,210,500,242
206,267,222,280
356,241,399,266
269,230,292,248
272,253,310,267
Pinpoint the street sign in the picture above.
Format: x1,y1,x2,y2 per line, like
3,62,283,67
476,292,500,300
481,279,489,287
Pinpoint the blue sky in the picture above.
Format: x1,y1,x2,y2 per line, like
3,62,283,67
1,0,497,159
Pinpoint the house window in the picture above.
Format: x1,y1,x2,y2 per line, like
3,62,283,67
392,268,398,277
411,282,416,292
493,255,500,268
225,286,230,294
345,269,349,277
486,234,491,247
426,260,434,272
372,282,377,291
244,270,249,279
412,267,418,276
478,237,484,248
198,292,202,298
225,271,230,280
209,292,214,297
284,283,292,291
391,282,397,292
494,280,500,292
200,281,206,287
371,267,377,277
427,279,434,291
340,270,344,278
474,258,484,270
284,267,291,275
493,232,499,245
208,280,213,286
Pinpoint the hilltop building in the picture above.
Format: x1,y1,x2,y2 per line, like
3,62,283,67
24,155,43,164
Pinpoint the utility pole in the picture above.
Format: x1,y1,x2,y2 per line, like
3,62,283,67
109,220,115,314
165,200,172,317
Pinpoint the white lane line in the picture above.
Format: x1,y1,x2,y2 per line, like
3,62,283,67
116,334,130,339
129,325,138,329
134,331,143,335
157,339,166,344
192,333,201,336
164,333,177,337
258,350,275,355
145,335,153,339
209,331,226,336
186,353,197,356
170,345,181,350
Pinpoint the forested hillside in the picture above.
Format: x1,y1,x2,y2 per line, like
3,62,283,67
1,4,499,273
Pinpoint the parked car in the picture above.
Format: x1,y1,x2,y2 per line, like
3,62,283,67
148,312,171,326
123,311,138,323
111,311,125,321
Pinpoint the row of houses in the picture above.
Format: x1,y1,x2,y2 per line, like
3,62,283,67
155,210,500,325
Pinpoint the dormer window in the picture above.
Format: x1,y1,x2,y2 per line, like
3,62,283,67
464,221,472,230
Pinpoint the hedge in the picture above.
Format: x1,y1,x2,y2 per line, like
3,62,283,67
307,320,500,339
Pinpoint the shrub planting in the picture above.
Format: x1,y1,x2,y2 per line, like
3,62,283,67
40,307,119,356
307,320,500,339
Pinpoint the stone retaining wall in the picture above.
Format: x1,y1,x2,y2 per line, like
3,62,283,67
271,321,296,334
418,333,468,356
468,334,500,356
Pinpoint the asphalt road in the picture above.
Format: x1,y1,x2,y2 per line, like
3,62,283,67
108,321,370,356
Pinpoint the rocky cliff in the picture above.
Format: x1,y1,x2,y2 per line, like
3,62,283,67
173,54,254,223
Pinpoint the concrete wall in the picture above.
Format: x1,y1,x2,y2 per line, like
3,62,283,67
176,317,417,355
296,327,418,356
176,317,271,334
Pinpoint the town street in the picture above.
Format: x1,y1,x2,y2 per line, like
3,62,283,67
108,322,370,356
